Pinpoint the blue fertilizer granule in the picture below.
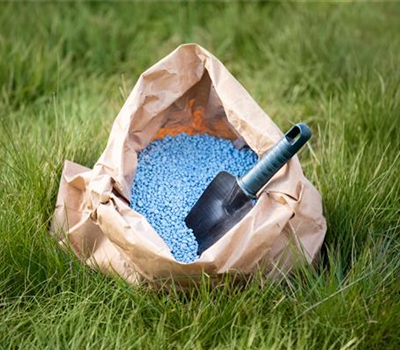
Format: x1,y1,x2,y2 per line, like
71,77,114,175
130,133,258,263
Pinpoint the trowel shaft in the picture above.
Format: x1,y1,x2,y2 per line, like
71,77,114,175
238,123,311,198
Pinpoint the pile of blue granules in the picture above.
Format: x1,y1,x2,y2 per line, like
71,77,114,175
130,133,258,263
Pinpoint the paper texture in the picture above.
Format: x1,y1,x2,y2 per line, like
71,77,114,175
52,44,326,285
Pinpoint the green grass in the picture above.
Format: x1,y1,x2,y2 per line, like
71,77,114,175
0,1,399,349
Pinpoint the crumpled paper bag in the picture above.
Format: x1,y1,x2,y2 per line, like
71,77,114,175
51,44,326,286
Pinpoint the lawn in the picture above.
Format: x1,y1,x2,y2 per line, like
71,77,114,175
0,2,399,349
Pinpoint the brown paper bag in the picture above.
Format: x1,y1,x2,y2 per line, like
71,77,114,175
52,44,326,286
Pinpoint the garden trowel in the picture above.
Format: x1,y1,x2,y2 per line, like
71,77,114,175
185,123,312,255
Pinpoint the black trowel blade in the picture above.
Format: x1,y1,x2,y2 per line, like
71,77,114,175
185,171,253,255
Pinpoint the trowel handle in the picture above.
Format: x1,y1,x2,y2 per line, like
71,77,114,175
237,123,311,198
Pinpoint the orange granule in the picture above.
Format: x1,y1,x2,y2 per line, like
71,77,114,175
153,99,236,140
